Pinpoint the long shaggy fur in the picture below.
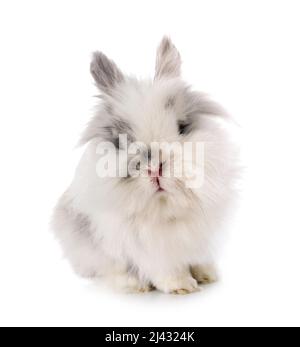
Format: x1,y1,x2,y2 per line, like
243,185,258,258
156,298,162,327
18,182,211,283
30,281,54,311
52,37,239,294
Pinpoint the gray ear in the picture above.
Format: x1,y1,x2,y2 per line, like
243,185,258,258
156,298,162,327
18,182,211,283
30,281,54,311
155,37,181,80
90,51,124,92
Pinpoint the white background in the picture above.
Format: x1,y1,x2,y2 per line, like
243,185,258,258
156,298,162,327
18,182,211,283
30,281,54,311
0,0,300,327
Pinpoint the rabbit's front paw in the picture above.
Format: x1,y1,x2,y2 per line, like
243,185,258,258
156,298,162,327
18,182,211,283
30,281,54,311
156,275,200,295
110,272,153,293
191,264,218,284
126,276,153,293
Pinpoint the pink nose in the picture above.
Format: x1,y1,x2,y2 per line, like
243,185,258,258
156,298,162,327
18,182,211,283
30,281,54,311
148,163,163,177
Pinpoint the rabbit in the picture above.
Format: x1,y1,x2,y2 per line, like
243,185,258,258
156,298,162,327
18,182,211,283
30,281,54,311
52,37,239,294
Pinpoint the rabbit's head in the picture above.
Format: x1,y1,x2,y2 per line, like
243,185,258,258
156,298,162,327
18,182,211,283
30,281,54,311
82,37,228,221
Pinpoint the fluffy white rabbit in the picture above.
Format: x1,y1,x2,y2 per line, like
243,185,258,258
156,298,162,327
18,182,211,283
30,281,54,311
52,37,239,294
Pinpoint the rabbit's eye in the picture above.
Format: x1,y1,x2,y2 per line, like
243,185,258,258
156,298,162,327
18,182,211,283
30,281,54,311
103,118,134,150
178,121,190,135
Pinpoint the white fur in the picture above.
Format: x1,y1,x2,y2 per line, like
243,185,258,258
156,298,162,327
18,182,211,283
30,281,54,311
52,37,239,294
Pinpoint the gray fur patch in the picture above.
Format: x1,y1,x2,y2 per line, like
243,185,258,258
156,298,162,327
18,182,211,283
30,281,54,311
73,212,93,236
101,118,134,149
79,105,135,147
54,198,95,239
165,95,176,109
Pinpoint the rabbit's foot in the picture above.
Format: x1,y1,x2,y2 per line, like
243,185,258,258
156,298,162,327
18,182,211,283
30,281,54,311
190,264,218,284
155,274,201,295
110,272,152,293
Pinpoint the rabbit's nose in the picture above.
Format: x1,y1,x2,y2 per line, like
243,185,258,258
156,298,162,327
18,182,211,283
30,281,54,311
148,163,163,177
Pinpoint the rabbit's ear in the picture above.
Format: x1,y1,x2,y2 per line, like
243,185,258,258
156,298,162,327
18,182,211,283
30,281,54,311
90,52,124,93
155,37,181,80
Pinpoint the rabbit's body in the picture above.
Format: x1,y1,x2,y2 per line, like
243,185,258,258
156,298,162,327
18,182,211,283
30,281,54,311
52,38,238,294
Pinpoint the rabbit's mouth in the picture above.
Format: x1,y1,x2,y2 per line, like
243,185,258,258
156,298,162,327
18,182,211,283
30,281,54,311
151,177,165,192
